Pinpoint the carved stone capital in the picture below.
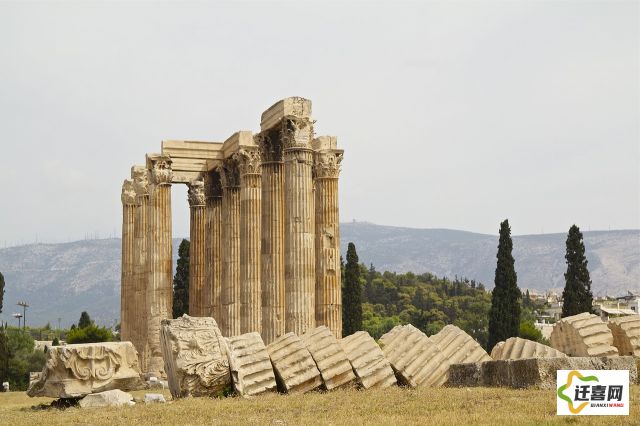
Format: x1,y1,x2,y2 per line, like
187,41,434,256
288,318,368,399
131,166,149,197
219,158,240,189
314,150,343,179
187,179,206,207
256,129,283,163
121,179,136,205
148,155,173,185
281,117,314,150
236,147,262,176
204,170,223,199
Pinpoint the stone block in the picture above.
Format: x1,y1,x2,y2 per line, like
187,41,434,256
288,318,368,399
550,312,618,356
448,356,638,389
160,315,231,399
491,337,567,360
144,393,166,404
261,97,312,131
79,389,134,408
301,326,356,390
266,332,322,394
339,331,396,389
27,342,145,399
226,332,277,397
608,316,640,356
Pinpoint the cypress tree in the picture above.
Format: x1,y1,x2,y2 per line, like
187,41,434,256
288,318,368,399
561,225,593,317
487,219,521,351
78,311,92,329
172,239,190,318
0,271,4,314
342,242,362,336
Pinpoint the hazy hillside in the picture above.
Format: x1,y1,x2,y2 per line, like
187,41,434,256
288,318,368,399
0,224,637,327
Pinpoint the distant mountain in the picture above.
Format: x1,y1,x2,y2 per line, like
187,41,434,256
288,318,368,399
0,223,637,327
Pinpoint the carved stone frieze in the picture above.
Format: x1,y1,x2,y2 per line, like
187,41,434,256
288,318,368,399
121,179,136,205
187,179,206,207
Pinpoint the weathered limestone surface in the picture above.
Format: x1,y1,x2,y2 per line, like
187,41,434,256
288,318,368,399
427,325,492,386
266,332,322,394
379,325,447,387
550,312,618,356
226,332,276,396
131,166,149,370
339,331,396,389
204,171,223,320
238,147,262,334
491,337,567,360
188,179,207,317
120,179,136,344
160,315,231,399
146,154,174,377
27,342,145,398
301,326,355,390
79,389,134,408
257,131,285,344
312,136,343,339
448,356,638,389
220,158,241,337
608,316,640,356
261,97,312,131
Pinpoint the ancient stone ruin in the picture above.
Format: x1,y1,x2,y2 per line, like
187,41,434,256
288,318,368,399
491,337,566,360
549,312,618,357
339,331,396,389
120,97,343,376
607,315,640,356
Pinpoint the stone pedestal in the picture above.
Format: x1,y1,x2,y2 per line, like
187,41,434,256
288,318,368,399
238,148,262,334
188,179,206,317
221,158,241,337
312,137,343,338
131,166,149,370
204,171,223,320
120,179,136,344
146,154,173,377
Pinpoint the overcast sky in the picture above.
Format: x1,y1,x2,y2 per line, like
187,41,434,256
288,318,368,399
0,0,637,246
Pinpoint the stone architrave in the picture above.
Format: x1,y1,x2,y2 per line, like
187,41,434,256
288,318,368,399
550,312,618,357
236,148,262,334
220,158,241,337
160,315,231,399
607,316,640,356
146,154,173,377
266,332,322,394
312,136,344,338
226,332,276,397
256,130,285,345
131,166,149,370
301,326,355,390
120,179,136,344
491,337,567,360
188,178,207,317
204,170,223,320
27,342,145,398
339,331,397,389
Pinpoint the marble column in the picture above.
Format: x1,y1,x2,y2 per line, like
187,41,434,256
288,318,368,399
146,154,173,377
237,148,262,334
220,158,241,337
256,130,285,343
204,170,223,321
187,179,206,317
131,166,149,371
282,117,316,335
120,179,136,344
312,137,344,338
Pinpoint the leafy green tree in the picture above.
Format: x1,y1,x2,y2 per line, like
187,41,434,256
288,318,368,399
3,328,46,390
519,320,544,343
66,324,113,344
561,225,593,317
342,242,363,336
51,337,60,346
487,219,521,351
78,311,92,329
173,239,190,318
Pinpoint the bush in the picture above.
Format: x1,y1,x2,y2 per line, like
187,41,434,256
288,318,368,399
66,324,113,344
519,320,544,343
1,328,46,390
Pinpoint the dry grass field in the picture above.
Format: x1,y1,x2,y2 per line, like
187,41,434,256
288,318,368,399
1,385,639,425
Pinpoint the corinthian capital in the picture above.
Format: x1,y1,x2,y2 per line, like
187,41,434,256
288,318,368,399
121,179,136,205
219,158,240,189
236,147,262,176
187,179,206,207
314,151,343,179
255,129,283,163
131,165,149,197
204,169,223,199
147,154,173,185
281,117,314,150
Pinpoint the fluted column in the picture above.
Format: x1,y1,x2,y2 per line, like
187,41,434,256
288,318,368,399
204,170,223,321
120,179,136,344
312,137,344,338
131,166,149,371
237,148,262,334
146,155,173,377
257,131,285,343
220,158,241,337
282,117,316,334
188,179,206,317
